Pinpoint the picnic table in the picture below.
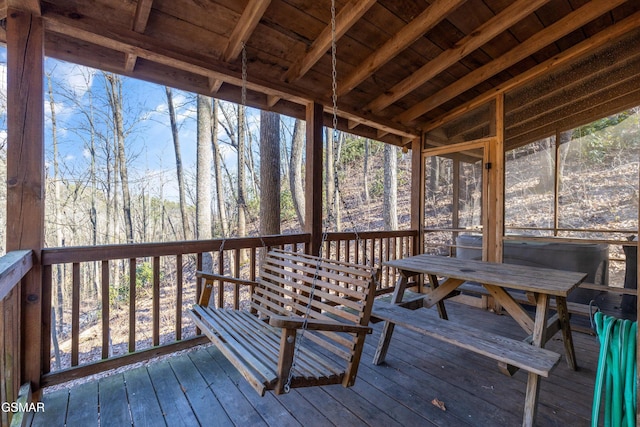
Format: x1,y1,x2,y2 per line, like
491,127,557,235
372,254,587,426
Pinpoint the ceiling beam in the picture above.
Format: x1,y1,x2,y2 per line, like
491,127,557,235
338,0,466,97
223,0,271,62
283,0,377,83
209,0,271,94
7,0,39,15
124,0,154,73
421,10,640,133
366,0,551,114
395,0,628,125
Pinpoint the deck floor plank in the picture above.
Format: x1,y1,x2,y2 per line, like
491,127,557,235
168,351,233,427
189,346,268,427
147,361,200,427
295,386,368,427
98,374,131,426
64,379,98,426
210,347,303,427
32,301,600,426
30,386,68,427
124,366,167,427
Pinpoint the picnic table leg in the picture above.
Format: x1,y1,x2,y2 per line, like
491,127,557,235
555,296,577,370
427,274,448,320
373,274,408,365
522,292,550,426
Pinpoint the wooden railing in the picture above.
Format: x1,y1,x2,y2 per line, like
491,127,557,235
38,229,419,387
324,230,419,293
0,250,33,427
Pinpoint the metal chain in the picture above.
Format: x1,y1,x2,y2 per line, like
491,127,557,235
241,42,247,108
284,0,338,394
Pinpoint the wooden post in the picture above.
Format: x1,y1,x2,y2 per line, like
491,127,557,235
305,102,324,256
486,95,505,263
410,137,423,255
6,7,45,393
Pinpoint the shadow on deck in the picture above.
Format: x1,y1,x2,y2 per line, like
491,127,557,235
31,302,599,426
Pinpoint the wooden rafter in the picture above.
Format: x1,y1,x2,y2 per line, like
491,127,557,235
124,0,154,72
395,0,627,125
209,0,272,94
337,0,465,97
223,0,271,62
366,0,551,113
421,10,640,133
283,0,377,84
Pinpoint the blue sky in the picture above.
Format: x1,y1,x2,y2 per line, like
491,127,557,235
41,57,270,202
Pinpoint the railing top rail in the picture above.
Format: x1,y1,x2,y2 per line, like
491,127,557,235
41,234,311,265
0,250,33,300
324,230,418,240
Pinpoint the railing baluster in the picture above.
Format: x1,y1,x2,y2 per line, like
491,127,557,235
176,254,183,341
234,249,240,309
152,256,160,347
250,248,256,282
129,258,136,353
218,251,225,308
42,265,52,374
71,263,80,366
101,260,109,360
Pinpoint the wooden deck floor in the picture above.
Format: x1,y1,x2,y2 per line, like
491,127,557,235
31,302,601,426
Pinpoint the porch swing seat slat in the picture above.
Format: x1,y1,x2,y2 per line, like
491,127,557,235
188,249,378,396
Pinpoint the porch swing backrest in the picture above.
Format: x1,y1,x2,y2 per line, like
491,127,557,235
188,248,378,396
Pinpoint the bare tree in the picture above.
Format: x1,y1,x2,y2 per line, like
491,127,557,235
289,119,305,228
47,73,65,334
104,73,134,243
363,138,370,203
260,111,281,235
165,86,191,240
197,95,213,271
383,144,398,230
211,99,229,237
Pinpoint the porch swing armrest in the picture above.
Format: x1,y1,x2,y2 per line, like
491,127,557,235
196,271,258,306
196,271,258,287
269,315,372,334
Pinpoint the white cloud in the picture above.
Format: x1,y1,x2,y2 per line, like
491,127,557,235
47,60,97,100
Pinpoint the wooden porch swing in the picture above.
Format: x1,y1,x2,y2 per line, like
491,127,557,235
188,2,379,395
188,249,378,395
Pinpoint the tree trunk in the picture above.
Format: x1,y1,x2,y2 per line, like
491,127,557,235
105,73,134,243
211,99,229,237
165,86,191,240
197,95,213,272
383,144,398,230
363,138,370,203
47,74,65,334
260,111,281,235
289,119,305,228
325,128,335,224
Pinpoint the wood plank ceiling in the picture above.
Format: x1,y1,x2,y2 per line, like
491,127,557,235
3,0,640,149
